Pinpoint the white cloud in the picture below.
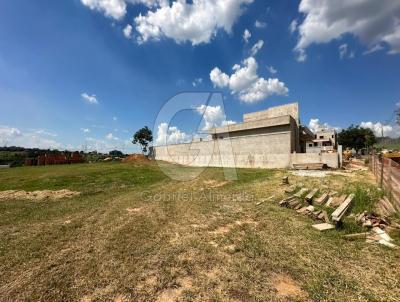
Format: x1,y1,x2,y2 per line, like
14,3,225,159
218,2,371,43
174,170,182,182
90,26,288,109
250,39,264,56
155,122,190,145
243,29,251,43
123,24,132,38
254,20,267,29
86,136,133,153
192,78,203,87
289,19,298,34
80,0,168,19
210,56,288,103
360,121,400,138
210,67,230,88
155,105,236,146
339,44,347,59
363,44,384,55
308,118,340,133
81,92,98,104
81,0,254,45
195,104,235,130
80,0,127,19
33,129,58,137
295,48,307,62
294,0,400,60
267,65,277,74
0,125,62,149
81,128,90,133
106,132,118,140
134,0,254,45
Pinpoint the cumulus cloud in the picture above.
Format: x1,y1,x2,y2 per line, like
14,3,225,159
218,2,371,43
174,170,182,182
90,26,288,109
80,0,168,19
210,67,230,88
243,29,251,43
360,121,400,138
294,0,400,60
80,0,127,19
123,24,132,38
308,118,340,133
134,0,254,45
81,0,254,45
155,104,236,146
195,104,235,130
81,92,98,104
210,56,288,103
339,44,348,59
254,20,267,29
250,39,264,56
81,128,90,133
0,125,62,149
155,123,190,145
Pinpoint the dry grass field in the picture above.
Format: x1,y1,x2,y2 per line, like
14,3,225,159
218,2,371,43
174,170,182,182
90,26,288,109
0,161,399,301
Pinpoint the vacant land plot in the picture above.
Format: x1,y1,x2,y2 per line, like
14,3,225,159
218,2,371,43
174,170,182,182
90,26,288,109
0,162,399,301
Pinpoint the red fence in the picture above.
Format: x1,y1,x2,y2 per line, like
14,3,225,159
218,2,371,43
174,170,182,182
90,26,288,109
370,153,400,210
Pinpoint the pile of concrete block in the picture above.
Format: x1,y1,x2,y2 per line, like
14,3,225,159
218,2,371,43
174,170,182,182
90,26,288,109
277,183,399,249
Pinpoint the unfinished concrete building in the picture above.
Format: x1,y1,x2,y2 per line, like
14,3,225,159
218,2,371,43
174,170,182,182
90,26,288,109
154,103,340,169
306,129,338,153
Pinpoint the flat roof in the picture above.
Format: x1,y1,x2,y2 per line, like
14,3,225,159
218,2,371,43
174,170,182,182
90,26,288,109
209,115,292,135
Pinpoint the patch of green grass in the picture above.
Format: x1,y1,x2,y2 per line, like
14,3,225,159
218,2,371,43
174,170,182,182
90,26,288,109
350,185,382,214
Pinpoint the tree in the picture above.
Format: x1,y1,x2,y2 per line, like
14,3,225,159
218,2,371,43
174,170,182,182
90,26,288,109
109,150,124,157
338,125,376,151
132,126,153,154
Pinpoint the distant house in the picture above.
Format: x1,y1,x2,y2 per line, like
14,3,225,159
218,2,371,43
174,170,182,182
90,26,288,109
306,129,337,153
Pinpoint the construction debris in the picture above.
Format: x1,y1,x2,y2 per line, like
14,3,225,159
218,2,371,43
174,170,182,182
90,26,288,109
325,197,333,207
312,223,335,231
294,188,309,198
330,195,347,208
366,227,398,249
315,193,329,205
377,197,397,217
293,163,326,170
343,232,369,239
278,185,399,249
355,212,390,229
256,195,275,206
331,194,354,222
305,188,318,203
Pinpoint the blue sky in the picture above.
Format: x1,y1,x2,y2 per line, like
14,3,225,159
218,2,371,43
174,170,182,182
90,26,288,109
0,0,400,152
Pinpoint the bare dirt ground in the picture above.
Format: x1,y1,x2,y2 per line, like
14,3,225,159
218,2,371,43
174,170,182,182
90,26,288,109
0,189,80,200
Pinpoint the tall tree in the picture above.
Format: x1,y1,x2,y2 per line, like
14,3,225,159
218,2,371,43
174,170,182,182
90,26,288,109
338,125,376,151
132,126,153,155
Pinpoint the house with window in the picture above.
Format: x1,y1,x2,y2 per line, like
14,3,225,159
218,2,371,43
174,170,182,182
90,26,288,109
306,129,337,153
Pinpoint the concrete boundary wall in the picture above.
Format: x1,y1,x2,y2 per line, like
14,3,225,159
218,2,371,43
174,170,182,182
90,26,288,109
154,131,292,169
154,131,339,169
290,153,339,168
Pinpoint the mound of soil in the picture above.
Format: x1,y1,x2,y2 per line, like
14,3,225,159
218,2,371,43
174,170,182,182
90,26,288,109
0,189,80,201
122,154,149,163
